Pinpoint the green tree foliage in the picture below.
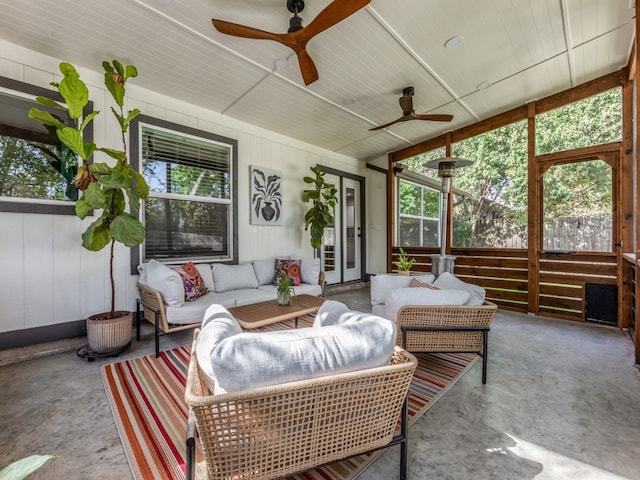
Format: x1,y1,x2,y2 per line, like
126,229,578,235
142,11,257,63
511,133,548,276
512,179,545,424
0,137,69,200
537,89,622,155
396,87,621,249
452,121,528,247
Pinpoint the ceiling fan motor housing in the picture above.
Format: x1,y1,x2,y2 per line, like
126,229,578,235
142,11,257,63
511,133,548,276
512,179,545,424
287,0,305,32
287,0,305,14
403,86,414,96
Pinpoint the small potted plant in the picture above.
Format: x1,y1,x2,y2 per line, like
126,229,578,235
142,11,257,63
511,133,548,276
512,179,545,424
276,276,295,306
394,247,415,275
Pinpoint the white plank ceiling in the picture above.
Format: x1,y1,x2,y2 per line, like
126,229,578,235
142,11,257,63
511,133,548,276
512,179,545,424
0,0,634,162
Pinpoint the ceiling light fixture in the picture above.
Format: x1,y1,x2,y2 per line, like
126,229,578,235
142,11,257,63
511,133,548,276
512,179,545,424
274,58,289,69
342,98,356,106
444,36,464,48
476,81,492,90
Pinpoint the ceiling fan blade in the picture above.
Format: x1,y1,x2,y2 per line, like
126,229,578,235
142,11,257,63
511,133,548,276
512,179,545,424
213,18,316,84
399,95,413,116
369,116,409,131
300,0,370,41
212,19,282,42
295,48,319,85
411,113,454,122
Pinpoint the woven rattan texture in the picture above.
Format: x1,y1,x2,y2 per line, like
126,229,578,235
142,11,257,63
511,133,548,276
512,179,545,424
396,301,497,352
137,282,199,334
185,331,417,480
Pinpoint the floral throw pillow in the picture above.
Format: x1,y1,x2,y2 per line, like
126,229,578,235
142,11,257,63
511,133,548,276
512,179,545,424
172,262,209,302
409,277,440,290
274,259,301,286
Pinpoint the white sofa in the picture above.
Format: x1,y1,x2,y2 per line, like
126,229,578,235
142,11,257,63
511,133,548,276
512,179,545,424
136,257,324,356
370,272,487,320
370,272,496,383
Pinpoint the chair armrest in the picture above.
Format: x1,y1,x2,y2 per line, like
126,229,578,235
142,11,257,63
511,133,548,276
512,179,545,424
318,270,327,297
136,282,169,332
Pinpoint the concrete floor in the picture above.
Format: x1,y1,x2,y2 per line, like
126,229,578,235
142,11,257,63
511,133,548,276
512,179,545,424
1,287,639,480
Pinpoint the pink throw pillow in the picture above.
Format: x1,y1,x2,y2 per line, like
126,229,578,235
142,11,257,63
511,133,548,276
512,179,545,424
172,262,208,302
409,277,440,290
274,259,302,286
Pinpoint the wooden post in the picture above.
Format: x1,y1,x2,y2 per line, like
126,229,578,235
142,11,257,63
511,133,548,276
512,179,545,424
527,102,539,314
387,153,396,273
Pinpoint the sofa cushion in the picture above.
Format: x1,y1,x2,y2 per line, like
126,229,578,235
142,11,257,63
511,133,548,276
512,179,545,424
145,259,185,307
172,262,209,302
257,283,322,297
274,258,301,286
312,300,351,327
212,263,259,293
233,288,278,306
300,257,321,285
137,263,147,284
165,291,236,324
370,273,435,306
253,258,277,286
384,287,470,322
195,264,215,292
434,272,486,306
196,304,396,394
195,304,243,393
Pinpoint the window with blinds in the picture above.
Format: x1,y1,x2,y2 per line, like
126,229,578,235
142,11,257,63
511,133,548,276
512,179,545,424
140,124,234,262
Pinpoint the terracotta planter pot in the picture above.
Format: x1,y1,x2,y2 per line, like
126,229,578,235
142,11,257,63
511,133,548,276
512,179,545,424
86,311,132,353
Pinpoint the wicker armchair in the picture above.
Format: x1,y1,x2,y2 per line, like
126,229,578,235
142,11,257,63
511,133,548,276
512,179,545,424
396,301,497,384
135,282,201,358
184,329,418,480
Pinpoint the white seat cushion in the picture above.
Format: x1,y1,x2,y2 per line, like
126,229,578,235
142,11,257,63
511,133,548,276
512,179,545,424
384,287,470,322
165,292,236,324
196,304,396,394
257,283,322,297
434,272,486,306
370,273,435,307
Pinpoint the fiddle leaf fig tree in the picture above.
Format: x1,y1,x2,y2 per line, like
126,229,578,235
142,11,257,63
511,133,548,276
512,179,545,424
303,166,338,250
28,60,148,317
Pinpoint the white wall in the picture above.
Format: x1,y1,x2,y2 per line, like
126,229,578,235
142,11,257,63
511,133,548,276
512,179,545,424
365,167,388,275
0,42,367,334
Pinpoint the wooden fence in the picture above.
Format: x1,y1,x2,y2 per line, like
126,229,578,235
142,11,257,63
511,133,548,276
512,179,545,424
390,247,619,323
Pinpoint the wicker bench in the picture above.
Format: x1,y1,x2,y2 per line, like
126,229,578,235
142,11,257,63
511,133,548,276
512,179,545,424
396,301,497,384
184,329,418,480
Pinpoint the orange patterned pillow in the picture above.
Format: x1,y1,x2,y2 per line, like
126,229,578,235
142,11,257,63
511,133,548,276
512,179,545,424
274,259,301,286
172,262,208,302
409,277,440,290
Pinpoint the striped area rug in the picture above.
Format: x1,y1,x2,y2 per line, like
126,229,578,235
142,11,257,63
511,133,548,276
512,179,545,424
102,317,477,480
